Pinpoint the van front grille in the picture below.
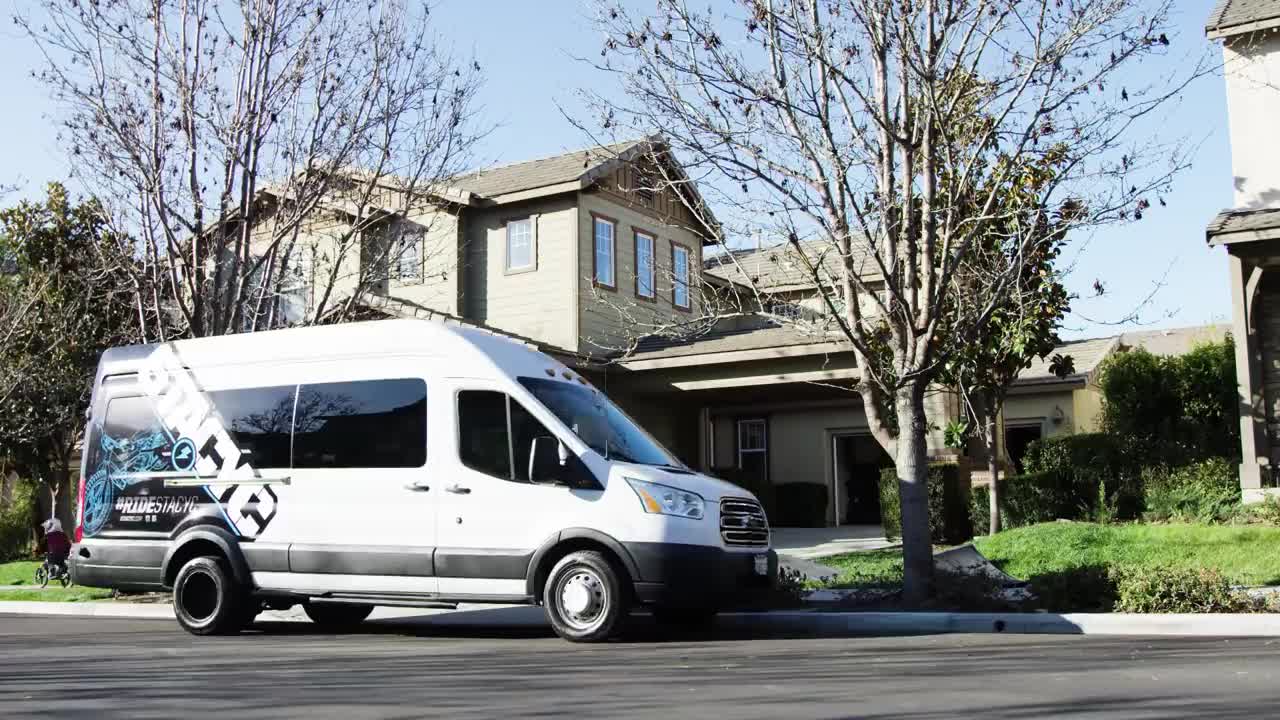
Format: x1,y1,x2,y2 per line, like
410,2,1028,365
720,497,769,546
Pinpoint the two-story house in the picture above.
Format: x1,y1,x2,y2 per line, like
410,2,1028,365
1206,0,1280,500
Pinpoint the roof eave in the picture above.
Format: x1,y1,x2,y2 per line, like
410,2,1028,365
1207,16,1280,39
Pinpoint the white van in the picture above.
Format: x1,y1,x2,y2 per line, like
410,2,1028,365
69,319,775,642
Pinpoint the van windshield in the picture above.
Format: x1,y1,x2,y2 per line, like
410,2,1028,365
517,377,680,468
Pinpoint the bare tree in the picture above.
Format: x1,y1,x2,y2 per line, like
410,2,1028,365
19,0,484,338
581,0,1205,600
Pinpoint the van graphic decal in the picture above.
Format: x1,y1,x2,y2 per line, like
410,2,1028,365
82,344,281,539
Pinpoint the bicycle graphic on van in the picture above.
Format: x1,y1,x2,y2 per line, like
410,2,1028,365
82,428,172,537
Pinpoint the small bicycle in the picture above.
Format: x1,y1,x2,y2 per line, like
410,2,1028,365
35,558,72,588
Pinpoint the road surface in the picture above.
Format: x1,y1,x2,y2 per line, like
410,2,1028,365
1,610,1276,718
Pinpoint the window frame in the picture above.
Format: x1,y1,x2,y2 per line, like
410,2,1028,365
670,241,692,311
736,418,768,478
590,213,617,291
504,217,537,274
633,228,656,302
393,226,425,284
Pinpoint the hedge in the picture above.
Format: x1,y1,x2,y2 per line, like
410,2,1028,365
970,471,1073,531
878,464,973,544
713,466,777,520
0,480,36,561
773,482,829,527
1022,432,1144,521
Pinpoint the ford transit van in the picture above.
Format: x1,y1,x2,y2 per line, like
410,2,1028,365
70,319,776,642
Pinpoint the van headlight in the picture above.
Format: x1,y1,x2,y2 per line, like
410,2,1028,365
625,478,705,520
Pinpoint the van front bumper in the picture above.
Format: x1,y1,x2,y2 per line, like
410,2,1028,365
624,542,778,609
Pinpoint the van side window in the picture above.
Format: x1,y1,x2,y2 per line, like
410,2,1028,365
96,395,174,475
293,378,427,468
458,390,556,482
458,391,512,479
206,386,296,469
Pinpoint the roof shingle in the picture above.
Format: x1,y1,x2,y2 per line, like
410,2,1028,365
451,140,642,199
1206,0,1280,35
703,239,881,293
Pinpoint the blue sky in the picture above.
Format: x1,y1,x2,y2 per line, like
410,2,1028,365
0,0,1234,339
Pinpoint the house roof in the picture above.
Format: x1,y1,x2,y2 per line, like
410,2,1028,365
1206,207,1280,244
623,315,848,363
1206,0,1280,37
451,140,643,200
1117,324,1231,356
703,239,881,293
1015,336,1120,387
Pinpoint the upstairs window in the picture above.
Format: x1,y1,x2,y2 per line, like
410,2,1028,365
592,215,616,289
394,227,424,283
672,243,691,309
634,230,655,300
506,218,535,272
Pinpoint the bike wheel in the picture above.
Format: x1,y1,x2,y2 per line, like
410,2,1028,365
59,570,71,588
35,566,49,588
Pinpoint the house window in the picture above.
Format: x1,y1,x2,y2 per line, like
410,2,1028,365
635,230,655,300
593,216,616,288
394,227,424,283
506,218,535,272
672,243,691,309
737,418,768,481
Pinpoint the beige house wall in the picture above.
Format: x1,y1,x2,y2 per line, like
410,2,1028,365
577,190,705,356
384,209,463,316
462,195,579,351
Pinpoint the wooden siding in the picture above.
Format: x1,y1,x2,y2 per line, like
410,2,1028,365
578,190,705,355
1258,273,1280,468
384,209,463,316
462,195,578,350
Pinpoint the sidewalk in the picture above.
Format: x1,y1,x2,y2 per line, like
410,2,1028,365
6,600,1280,637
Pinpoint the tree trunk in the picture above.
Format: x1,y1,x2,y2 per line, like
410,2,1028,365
895,381,934,604
985,409,1002,536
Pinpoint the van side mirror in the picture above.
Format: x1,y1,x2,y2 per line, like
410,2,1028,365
528,436,568,485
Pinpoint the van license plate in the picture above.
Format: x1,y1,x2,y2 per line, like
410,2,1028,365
753,554,769,576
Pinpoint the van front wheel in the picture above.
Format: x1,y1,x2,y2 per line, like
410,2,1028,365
543,551,628,642
173,556,244,636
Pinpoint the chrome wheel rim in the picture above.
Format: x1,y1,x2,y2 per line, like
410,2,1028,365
555,568,609,632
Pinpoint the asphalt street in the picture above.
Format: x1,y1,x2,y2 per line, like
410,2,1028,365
2,611,1278,719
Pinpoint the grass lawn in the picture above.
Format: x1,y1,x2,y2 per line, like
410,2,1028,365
973,522,1280,586
810,522,1280,590
0,560,113,601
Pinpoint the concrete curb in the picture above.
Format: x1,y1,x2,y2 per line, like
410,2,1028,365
6,600,1280,636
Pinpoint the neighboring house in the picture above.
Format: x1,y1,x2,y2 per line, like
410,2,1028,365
249,138,714,358
1205,0,1280,500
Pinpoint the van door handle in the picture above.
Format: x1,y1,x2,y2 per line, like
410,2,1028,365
404,481,430,492
445,484,471,495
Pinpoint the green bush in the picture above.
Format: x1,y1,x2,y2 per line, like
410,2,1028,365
1097,339,1238,462
878,464,973,544
1111,566,1258,613
1027,565,1118,612
970,471,1074,530
0,480,36,562
1022,433,1144,520
772,482,828,528
1143,458,1240,524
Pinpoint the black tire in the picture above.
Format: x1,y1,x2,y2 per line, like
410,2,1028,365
652,606,718,630
303,602,373,629
543,550,629,642
172,556,245,636
58,570,71,588
35,565,49,588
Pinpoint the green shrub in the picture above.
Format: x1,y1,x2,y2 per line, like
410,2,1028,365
1027,565,1118,612
713,466,777,520
1143,458,1240,523
1232,495,1280,525
1022,433,1144,520
970,471,1076,531
878,464,973,544
0,480,36,562
1111,566,1258,613
1097,339,1238,462
773,482,828,528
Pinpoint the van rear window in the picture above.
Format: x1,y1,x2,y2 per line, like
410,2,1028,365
292,378,427,468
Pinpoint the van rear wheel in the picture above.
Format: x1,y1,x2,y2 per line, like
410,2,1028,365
543,550,629,642
173,556,244,636
303,602,373,629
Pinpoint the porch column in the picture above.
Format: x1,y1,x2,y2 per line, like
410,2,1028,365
1229,251,1269,497
697,406,712,472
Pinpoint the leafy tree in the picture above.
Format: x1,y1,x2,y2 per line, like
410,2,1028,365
584,0,1201,599
0,183,146,530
